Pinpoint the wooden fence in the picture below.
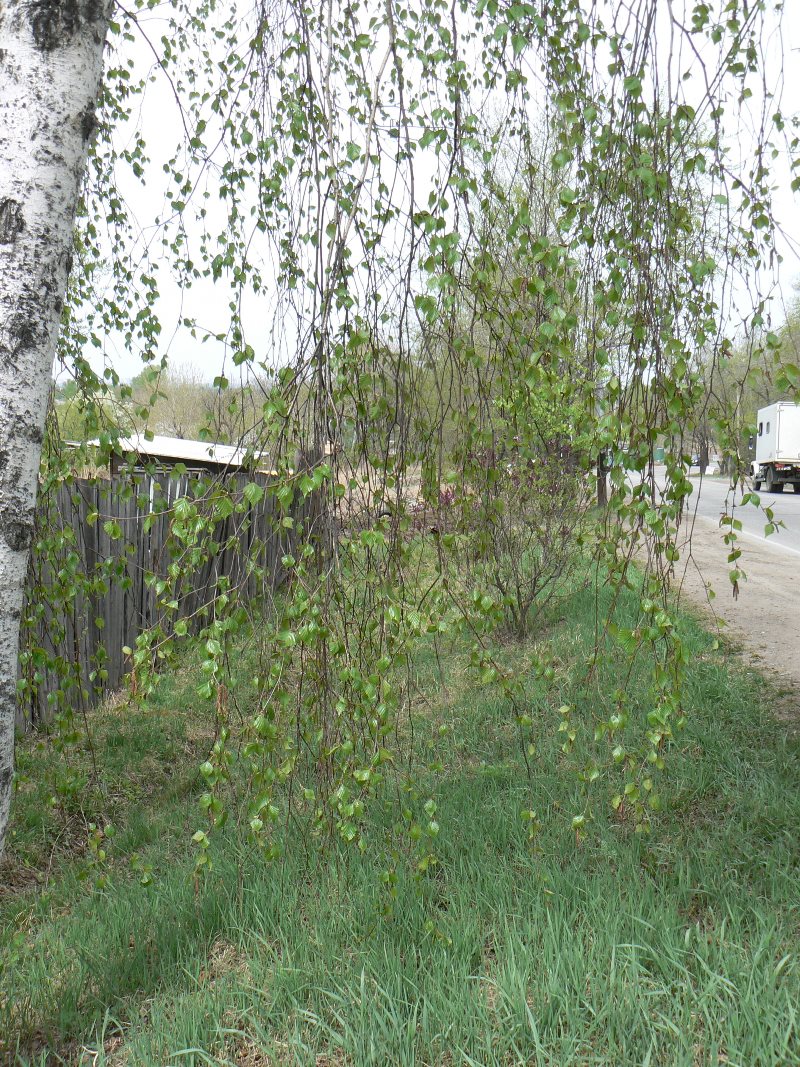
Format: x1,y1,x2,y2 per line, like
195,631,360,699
18,470,295,730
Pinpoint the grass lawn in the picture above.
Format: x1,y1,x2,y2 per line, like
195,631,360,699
1,580,798,1066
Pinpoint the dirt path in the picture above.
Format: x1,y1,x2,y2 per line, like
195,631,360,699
674,514,800,723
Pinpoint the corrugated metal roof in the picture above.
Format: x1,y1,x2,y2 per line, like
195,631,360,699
116,434,267,470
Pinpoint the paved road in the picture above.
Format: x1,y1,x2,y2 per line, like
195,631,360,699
624,468,800,706
684,472,800,557
645,467,800,707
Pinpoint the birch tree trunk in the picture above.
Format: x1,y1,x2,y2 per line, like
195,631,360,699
0,1,111,859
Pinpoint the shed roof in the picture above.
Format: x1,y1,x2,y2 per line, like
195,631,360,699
115,434,267,471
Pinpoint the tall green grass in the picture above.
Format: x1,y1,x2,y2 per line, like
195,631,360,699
1,579,798,1065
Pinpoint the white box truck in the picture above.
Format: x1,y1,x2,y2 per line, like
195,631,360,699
751,401,800,492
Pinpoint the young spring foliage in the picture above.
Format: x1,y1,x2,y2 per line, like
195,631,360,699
11,0,800,862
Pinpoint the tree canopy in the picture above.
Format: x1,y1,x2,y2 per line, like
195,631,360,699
2,0,799,861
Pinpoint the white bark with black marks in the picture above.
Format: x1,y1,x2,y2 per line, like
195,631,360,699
0,0,111,859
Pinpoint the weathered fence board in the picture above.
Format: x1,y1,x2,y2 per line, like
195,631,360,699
18,470,290,730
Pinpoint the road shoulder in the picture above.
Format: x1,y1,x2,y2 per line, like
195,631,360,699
673,513,799,726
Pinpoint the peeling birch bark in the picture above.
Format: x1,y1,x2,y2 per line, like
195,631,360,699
0,1,111,859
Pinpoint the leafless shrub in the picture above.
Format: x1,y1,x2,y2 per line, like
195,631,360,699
471,457,591,638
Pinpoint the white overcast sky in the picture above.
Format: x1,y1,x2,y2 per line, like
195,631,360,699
76,1,800,385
